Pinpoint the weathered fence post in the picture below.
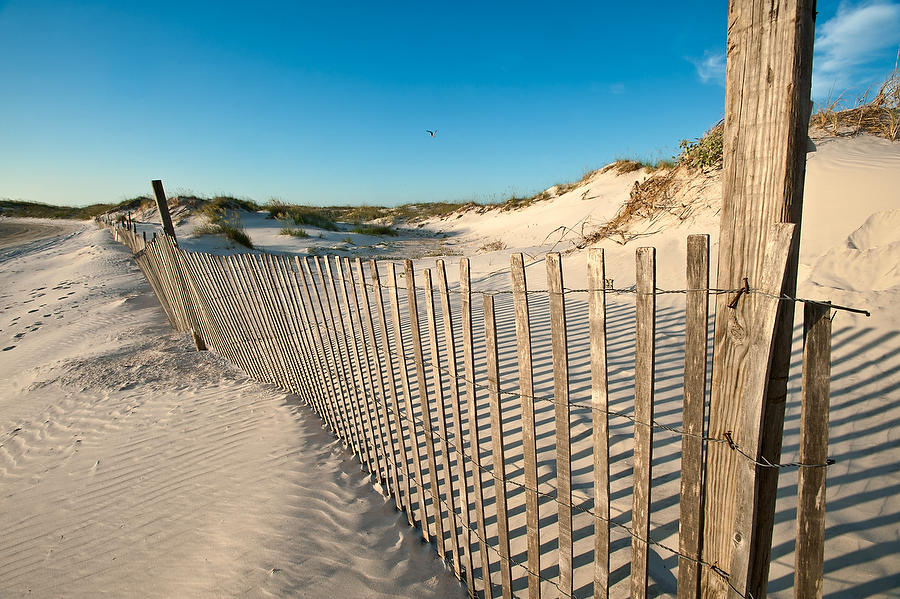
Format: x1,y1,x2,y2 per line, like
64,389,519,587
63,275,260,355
702,2,816,597
546,252,573,598
794,302,832,599
679,235,710,599
151,179,177,240
631,248,656,599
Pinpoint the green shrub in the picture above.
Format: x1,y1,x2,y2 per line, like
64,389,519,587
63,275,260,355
678,122,724,169
350,224,397,236
266,200,339,230
280,226,310,238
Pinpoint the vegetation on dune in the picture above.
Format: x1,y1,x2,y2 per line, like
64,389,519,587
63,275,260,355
279,226,311,238
1,197,151,220
350,224,397,236
266,200,339,230
195,200,254,248
812,68,900,140
678,121,725,170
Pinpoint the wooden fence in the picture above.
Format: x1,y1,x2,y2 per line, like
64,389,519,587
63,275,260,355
106,218,833,599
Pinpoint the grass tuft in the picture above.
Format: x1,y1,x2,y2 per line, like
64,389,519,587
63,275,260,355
280,227,310,238
350,224,397,236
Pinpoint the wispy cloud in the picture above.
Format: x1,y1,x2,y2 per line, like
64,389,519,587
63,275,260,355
691,51,726,86
609,82,626,95
813,1,900,98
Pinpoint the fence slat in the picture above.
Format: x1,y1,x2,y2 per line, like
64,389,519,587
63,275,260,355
727,223,798,596
300,257,353,444
319,256,368,460
341,257,390,490
588,248,610,599
631,247,656,599
270,255,321,410
460,258,494,599
436,259,476,595
405,262,445,549
356,257,403,506
794,301,832,599
227,254,278,383
324,256,372,468
291,256,342,434
509,253,541,598
388,262,430,539
371,260,415,525
423,268,461,575
679,235,709,599
484,293,513,599
547,252,573,599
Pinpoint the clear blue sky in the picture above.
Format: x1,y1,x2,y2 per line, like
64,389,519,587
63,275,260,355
1,1,898,207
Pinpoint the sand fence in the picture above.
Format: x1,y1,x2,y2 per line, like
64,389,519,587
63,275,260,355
106,217,837,599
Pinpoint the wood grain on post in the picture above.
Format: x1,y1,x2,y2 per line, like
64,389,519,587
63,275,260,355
436,259,476,594
588,248,610,599
460,258,493,599
509,253,541,598
725,224,799,598
547,252,573,598
794,301,832,599
371,260,415,524
679,235,710,599
404,261,444,548
704,3,815,596
631,248,656,599
483,293,513,599
150,180,177,240
423,268,461,575
358,257,403,508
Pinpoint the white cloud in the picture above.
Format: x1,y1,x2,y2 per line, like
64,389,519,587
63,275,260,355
692,51,726,85
609,82,626,95
813,1,900,98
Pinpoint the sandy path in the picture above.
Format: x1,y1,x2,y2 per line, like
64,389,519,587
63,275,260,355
0,227,464,598
0,219,81,250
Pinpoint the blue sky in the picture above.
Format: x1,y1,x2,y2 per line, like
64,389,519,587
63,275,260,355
1,1,898,208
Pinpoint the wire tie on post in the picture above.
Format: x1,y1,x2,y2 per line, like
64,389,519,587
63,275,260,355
711,561,729,580
723,430,737,450
727,277,751,309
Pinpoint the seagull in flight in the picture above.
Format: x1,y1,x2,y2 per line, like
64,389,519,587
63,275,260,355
426,129,436,138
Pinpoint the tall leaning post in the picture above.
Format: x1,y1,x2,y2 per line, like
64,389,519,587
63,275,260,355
150,179,206,351
701,3,815,598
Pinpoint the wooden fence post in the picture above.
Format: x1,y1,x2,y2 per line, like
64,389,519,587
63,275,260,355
436,259,476,595
794,301,832,599
422,268,462,576
588,248,610,599
150,179,177,240
679,235,710,599
703,2,816,596
546,252,573,598
631,248,656,599
460,258,493,599
509,253,542,598
483,293,513,599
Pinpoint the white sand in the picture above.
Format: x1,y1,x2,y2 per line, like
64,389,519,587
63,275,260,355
1,132,897,597
0,225,465,598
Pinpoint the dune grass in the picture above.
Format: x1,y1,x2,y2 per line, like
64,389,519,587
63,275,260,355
1,197,151,220
280,226,310,238
812,69,900,140
350,224,397,236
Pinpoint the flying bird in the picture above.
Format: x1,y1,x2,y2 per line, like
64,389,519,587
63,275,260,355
426,129,436,138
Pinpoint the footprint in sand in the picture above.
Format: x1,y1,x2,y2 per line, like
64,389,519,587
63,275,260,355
2,346,14,351
28,309,38,313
